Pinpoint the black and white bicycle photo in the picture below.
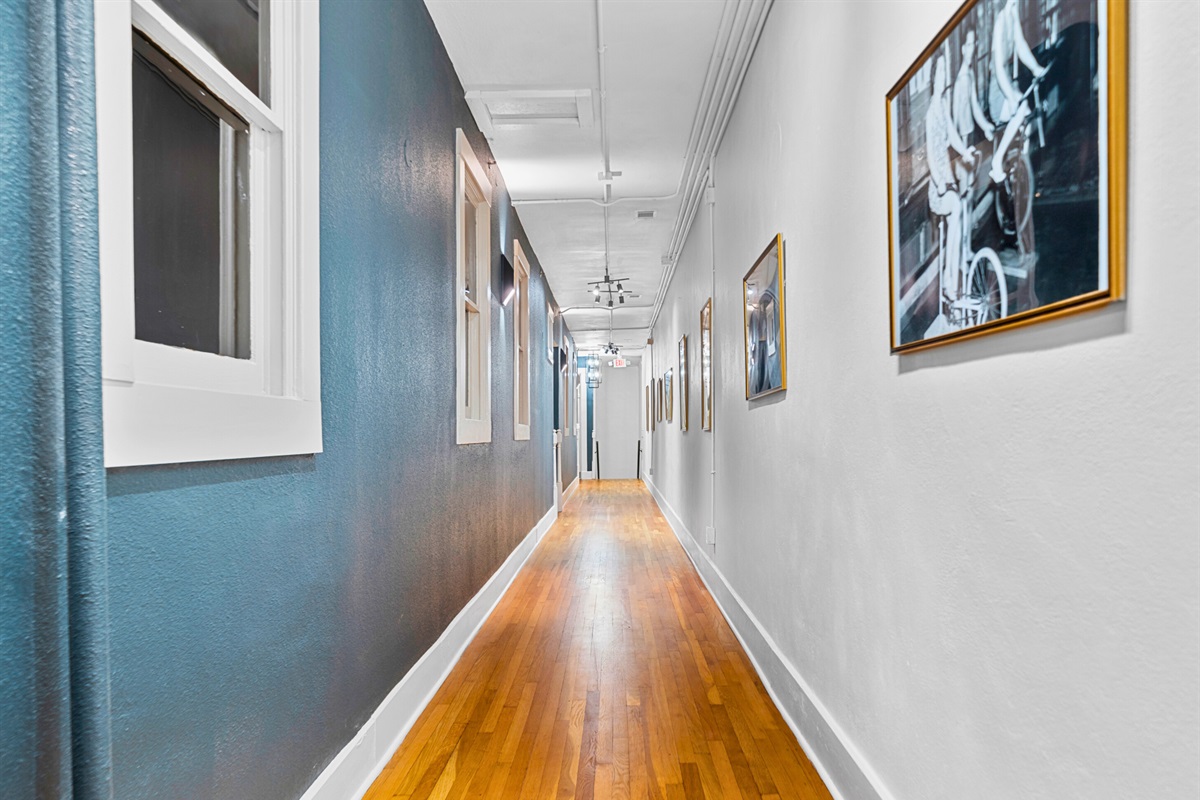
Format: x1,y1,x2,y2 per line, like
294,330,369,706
887,0,1126,352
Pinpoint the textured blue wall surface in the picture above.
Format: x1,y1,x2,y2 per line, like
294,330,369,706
1,0,112,797
101,2,574,798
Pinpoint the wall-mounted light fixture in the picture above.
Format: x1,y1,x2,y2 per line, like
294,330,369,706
499,253,515,306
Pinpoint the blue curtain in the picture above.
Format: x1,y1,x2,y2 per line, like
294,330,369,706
0,0,112,797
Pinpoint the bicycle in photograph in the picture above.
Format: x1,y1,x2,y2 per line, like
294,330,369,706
935,156,1008,333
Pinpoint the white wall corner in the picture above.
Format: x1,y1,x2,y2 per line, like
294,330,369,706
298,504,556,800
643,476,896,800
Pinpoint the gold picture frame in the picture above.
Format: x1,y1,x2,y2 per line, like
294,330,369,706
656,378,663,423
678,335,689,432
742,234,787,400
885,0,1127,354
664,369,674,423
700,299,713,431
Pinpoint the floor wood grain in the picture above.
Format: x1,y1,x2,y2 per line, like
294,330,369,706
363,479,833,800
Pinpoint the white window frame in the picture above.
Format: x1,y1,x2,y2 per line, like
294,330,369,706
512,239,531,440
455,129,493,444
94,0,321,467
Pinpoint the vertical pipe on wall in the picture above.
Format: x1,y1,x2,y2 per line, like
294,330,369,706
707,161,717,550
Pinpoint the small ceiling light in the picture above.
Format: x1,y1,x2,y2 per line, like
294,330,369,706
619,294,624,304
593,286,600,297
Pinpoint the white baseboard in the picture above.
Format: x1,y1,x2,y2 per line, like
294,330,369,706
561,474,580,509
299,503,559,800
643,477,895,800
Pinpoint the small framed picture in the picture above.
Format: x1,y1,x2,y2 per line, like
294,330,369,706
656,378,663,422
700,299,713,431
678,335,689,431
742,234,787,400
664,369,674,423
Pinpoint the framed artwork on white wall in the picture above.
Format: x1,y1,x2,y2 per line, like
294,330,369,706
886,0,1127,353
742,234,786,400
700,299,713,431
678,335,689,431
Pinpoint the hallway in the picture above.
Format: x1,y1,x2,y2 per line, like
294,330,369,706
363,481,832,800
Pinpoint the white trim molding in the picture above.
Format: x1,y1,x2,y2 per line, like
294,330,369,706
643,476,896,800
561,473,580,509
299,503,559,800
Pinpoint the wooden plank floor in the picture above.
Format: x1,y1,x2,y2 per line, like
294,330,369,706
363,479,833,800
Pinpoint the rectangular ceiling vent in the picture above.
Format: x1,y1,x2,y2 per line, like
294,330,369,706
465,89,594,136
636,210,656,220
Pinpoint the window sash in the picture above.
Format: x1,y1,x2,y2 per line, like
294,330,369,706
455,129,492,444
96,0,321,466
513,239,531,439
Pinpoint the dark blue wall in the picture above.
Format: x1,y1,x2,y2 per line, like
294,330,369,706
84,2,572,798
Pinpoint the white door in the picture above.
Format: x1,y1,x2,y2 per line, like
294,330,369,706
579,368,593,479
592,363,641,479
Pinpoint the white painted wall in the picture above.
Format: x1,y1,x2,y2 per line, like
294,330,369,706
645,2,1200,799
593,363,642,479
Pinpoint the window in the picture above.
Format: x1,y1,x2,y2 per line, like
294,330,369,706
513,240,531,440
456,130,492,444
95,0,321,467
562,342,572,431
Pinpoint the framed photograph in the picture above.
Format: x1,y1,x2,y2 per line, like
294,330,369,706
652,381,662,431
742,234,787,400
646,384,650,432
886,0,1127,353
656,378,663,422
700,299,713,431
678,335,689,431
664,369,674,423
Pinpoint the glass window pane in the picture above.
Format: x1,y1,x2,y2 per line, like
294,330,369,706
133,34,250,359
464,304,472,408
462,197,476,305
151,0,270,102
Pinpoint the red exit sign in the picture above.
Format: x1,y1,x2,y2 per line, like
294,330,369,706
611,357,627,368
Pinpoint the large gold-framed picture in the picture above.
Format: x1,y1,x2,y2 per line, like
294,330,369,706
886,0,1126,353
742,235,787,400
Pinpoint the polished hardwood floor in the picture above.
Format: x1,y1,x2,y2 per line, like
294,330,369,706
363,479,832,800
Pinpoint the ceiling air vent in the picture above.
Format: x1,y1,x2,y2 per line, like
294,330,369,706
464,89,594,136
636,210,656,220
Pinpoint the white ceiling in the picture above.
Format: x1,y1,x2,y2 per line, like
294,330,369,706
425,0,727,355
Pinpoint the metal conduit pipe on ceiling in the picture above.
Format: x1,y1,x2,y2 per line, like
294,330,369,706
514,0,738,210
649,0,774,335
511,0,774,344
